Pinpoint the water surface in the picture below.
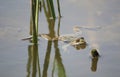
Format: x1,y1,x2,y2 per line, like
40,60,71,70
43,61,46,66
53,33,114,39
0,0,120,77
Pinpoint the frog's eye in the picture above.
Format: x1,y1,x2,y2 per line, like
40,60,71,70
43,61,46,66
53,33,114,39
80,37,84,39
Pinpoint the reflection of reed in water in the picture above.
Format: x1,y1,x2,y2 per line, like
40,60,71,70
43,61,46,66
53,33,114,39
52,40,66,77
42,40,66,77
27,44,41,77
42,41,52,77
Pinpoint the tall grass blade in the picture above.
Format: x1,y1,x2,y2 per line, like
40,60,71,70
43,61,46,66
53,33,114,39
31,0,40,44
57,0,61,17
30,13,33,35
57,18,61,36
47,0,56,19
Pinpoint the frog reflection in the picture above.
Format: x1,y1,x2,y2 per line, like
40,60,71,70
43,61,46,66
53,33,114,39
90,49,100,72
73,43,87,50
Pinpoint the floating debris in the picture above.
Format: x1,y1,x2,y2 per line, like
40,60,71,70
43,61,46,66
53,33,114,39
22,36,32,40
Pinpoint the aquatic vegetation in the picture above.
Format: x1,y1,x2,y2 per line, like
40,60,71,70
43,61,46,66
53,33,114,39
30,0,40,44
28,0,62,44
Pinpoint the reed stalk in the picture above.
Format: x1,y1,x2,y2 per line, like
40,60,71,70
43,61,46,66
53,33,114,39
57,0,61,17
31,0,40,44
49,0,56,19
30,0,61,43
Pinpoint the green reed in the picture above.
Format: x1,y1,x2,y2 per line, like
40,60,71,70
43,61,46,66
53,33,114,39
30,0,61,44
31,0,40,44
28,0,64,76
57,0,61,17
47,0,56,19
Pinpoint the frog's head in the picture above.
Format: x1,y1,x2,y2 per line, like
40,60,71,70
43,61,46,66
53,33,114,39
75,37,84,43
73,37,87,50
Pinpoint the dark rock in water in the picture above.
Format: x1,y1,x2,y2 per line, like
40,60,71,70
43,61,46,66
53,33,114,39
91,49,99,57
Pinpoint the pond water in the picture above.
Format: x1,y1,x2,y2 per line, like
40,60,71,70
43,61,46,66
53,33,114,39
0,0,120,77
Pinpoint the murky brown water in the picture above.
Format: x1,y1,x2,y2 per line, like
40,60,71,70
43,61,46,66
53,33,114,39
0,0,120,77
